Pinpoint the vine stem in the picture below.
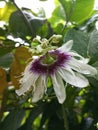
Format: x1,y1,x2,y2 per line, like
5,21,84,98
61,102,69,130
12,0,35,39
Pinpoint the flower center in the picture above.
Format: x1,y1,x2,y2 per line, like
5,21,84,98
41,52,56,65
30,50,71,75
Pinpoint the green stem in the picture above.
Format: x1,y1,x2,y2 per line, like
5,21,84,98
61,103,69,130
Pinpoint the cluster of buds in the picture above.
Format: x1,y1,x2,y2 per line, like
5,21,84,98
31,34,62,54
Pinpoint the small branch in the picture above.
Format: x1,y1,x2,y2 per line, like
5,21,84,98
12,0,35,38
61,22,68,34
61,102,69,130
60,0,76,33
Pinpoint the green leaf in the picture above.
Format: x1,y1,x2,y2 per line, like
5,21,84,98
58,0,75,22
64,29,89,57
0,109,25,130
9,10,32,38
39,100,59,129
48,115,64,130
19,102,46,130
88,77,98,93
0,28,6,36
0,39,15,56
88,30,98,58
49,5,65,33
92,61,98,80
9,10,48,38
0,2,16,21
80,117,94,130
39,100,65,130
49,5,65,26
70,0,95,24
0,53,13,68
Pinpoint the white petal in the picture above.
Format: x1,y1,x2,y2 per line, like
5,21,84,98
23,61,32,76
58,40,73,52
58,67,89,88
16,73,39,96
68,58,97,75
69,51,89,63
51,72,66,104
32,75,47,102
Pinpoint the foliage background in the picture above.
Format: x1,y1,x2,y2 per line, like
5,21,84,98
0,0,98,130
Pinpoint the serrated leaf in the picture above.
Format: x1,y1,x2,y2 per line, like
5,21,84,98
64,29,89,57
0,109,25,130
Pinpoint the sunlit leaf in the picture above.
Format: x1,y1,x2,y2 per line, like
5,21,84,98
0,1,16,21
49,4,65,31
70,0,95,24
58,0,75,22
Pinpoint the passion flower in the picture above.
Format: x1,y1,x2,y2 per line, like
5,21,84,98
16,40,97,104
